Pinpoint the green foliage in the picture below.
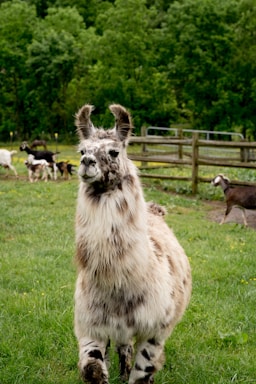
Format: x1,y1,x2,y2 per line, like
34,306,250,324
1,0,256,140
161,0,240,130
0,0,38,139
26,7,84,136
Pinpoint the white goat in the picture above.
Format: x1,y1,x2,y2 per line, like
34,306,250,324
74,104,192,384
25,154,52,182
0,149,18,177
211,174,256,226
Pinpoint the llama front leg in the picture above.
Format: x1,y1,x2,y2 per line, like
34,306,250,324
78,337,109,384
128,339,165,384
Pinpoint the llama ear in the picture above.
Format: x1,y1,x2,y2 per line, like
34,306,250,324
109,104,133,144
75,104,95,140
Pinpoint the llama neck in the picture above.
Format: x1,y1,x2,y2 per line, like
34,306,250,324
77,174,147,233
76,174,149,284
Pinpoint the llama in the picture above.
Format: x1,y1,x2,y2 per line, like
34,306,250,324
0,149,18,177
74,104,192,384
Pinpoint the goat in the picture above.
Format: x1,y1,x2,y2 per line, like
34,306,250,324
0,149,18,177
20,142,58,180
31,139,47,150
211,174,256,226
56,161,76,180
24,154,52,182
24,161,48,182
74,104,192,384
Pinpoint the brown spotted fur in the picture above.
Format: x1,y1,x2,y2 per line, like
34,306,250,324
74,104,192,384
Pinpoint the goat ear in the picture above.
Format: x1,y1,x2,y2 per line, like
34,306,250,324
75,104,95,140
109,104,133,144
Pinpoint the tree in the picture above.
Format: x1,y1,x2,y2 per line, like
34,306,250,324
1,0,256,140
77,0,178,131
26,6,85,138
232,0,256,138
160,0,241,132
0,0,37,139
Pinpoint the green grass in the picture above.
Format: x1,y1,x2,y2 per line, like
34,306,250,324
0,145,256,384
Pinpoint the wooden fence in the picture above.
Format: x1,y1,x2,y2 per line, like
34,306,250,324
128,132,256,194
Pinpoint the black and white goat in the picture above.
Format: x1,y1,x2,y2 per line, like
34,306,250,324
20,142,58,180
211,174,256,226
74,104,192,384
0,149,18,177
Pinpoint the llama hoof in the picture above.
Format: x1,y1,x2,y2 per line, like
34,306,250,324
120,372,130,382
80,360,108,384
134,375,154,384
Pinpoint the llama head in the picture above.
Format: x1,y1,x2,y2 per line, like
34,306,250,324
75,104,133,192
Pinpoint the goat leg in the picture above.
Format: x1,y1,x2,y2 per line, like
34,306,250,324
241,208,248,226
220,205,232,225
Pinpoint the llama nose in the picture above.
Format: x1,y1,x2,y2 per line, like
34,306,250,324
81,156,96,167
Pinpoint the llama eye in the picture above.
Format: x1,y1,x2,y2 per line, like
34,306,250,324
109,150,119,158
80,150,85,155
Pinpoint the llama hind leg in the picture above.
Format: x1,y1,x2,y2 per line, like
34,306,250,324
128,339,165,384
117,343,134,381
78,337,109,384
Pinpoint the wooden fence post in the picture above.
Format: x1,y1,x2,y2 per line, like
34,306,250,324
178,128,183,159
141,126,148,167
191,132,199,194
240,139,249,162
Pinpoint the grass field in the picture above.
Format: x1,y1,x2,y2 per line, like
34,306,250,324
0,144,256,383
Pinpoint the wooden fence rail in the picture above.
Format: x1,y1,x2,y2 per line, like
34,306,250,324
128,133,256,194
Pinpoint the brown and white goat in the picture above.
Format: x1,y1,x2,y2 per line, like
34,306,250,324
74,104,192,384
56,161,76,180
211,174,256,226
20,142,58,180
24,154,52,182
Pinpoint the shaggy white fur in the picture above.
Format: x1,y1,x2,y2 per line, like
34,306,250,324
0,149,18,177
74,104,192,384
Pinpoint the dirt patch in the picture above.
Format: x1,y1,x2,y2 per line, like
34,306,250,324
207,200,256,229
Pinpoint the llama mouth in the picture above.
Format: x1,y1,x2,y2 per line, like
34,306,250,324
80,172,99,183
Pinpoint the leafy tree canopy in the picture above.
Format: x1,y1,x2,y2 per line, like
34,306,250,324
0,0,256,140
